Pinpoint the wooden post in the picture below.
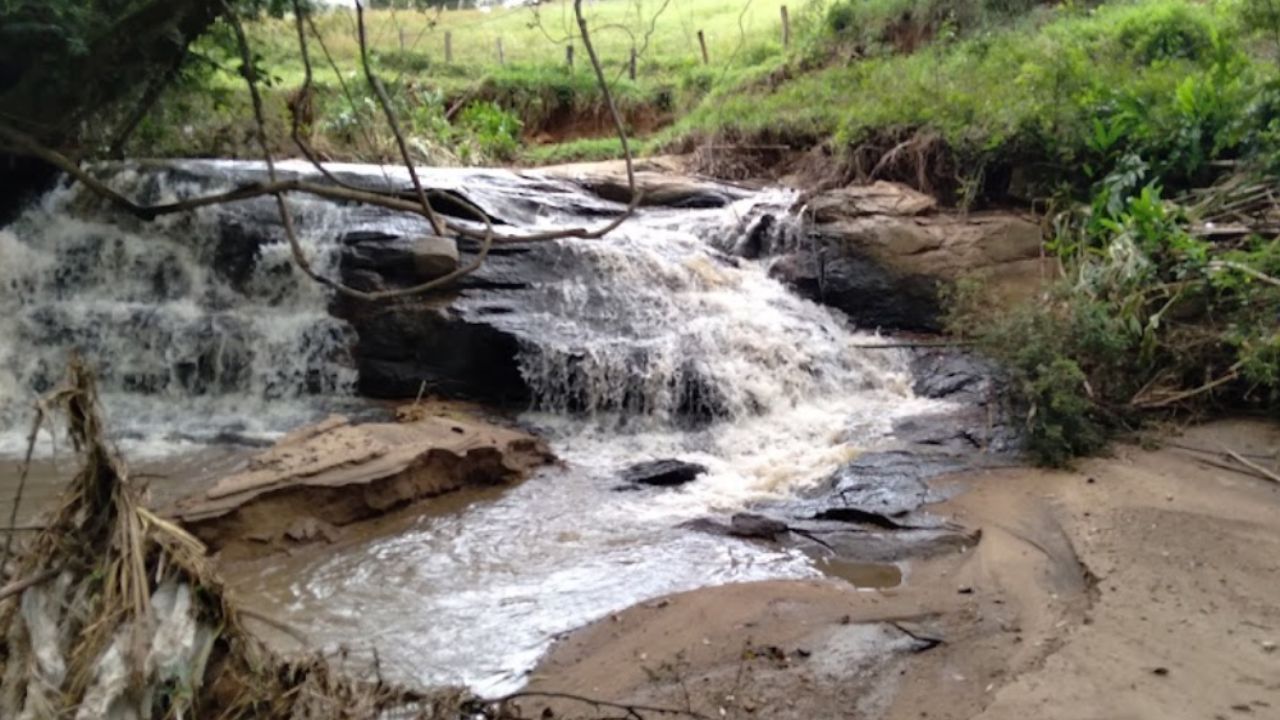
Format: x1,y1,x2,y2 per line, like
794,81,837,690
697,30,709,65
781,5,791,48
399,27,406,52
445,31,453,63
629,46,637,81
496,37,505,65
566,43,574,69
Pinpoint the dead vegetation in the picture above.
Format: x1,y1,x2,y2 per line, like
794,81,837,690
0,358,468,719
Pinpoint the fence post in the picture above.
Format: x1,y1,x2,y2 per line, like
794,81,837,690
629,46,637,81
445,31,453,63
496,37,505,65
566,44,574,69
697,30,709,65
781,5,791,48
399,27,406,52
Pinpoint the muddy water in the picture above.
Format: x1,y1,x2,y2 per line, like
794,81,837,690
0,160,946,696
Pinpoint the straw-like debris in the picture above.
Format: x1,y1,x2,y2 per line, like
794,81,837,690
0,359,464,719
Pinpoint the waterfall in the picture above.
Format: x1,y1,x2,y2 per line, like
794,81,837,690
0,160,921,471
0,160,943,693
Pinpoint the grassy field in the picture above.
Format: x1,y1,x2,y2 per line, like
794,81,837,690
138,0,789,163
248,0,786,89
138,0,1280,175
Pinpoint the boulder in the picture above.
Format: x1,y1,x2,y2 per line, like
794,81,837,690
620,459,708,487
338,231,458,291
169,412,554,559
756,181,1056,330
768,249,942,332
537,157,751,209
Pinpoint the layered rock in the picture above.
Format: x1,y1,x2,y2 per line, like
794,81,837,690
169,411,553,559
755,181,1055,331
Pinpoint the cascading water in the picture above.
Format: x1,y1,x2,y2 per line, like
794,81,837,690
0,164,360,457
0,161,945,695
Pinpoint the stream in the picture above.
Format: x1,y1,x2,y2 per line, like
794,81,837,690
0,160,948,694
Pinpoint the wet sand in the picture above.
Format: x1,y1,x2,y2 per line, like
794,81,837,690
523,419,1280,719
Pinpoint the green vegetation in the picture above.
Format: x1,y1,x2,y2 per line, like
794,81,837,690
17,0,1278,466
133,0,786,163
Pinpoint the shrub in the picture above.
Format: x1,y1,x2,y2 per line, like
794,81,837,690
456,100,523,161
1117,4,1213,64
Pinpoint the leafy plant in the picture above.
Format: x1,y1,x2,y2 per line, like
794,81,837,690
456,101,523,161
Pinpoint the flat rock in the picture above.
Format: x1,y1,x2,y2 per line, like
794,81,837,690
169,411,553,558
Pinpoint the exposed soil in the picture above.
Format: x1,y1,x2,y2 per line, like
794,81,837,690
525,104,671,145
522,419,1280,719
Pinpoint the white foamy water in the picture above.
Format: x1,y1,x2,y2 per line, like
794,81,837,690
0,167,359,457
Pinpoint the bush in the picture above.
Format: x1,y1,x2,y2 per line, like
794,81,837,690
456,100,523,161
950,180,1280,466
1117,4,1213,64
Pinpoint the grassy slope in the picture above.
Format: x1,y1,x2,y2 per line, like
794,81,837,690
136,0,1278,178
134,0,786,163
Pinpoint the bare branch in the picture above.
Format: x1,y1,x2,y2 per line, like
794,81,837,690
575,0,637,201
0,567,60,603
225,1,494,303
2,0,642,302
492,690,711,719
355,0,447,238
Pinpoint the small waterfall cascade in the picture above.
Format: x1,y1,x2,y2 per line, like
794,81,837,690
0,164,359,456
0,159,945,693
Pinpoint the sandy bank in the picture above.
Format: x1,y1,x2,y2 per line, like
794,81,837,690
522,419,1280,719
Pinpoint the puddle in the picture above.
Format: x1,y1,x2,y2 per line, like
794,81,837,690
813,556,903,589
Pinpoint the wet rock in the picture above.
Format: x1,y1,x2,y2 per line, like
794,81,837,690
539,158,751,209
337,300,529,403
338,231,459,290
681,512,790,540
816,450,961,517
744,181,1054,331
909,347,998,403
905,347,1022,453
768,249,942,331
621,459,708,487
730,512,790,539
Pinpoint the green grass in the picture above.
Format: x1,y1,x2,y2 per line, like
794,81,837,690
287,0,785,78
139,0,787,163
134,0,1280,178
662,0,1278,196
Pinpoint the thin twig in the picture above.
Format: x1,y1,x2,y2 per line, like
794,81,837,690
494,690,710,719
1131,362,1243,409
226,1,495,302
0,567,59,602
356,0,447,237
2,404,45,573
1208,260,1280,288
1219,443,1280,485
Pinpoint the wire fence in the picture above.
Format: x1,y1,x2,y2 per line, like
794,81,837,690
306,0,793,75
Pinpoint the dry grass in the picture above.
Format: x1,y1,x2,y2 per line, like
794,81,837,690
0,359,462,719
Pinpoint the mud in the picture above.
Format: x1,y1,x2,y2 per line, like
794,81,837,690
525,419,1280,720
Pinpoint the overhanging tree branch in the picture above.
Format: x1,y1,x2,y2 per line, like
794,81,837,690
1,0,643,299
